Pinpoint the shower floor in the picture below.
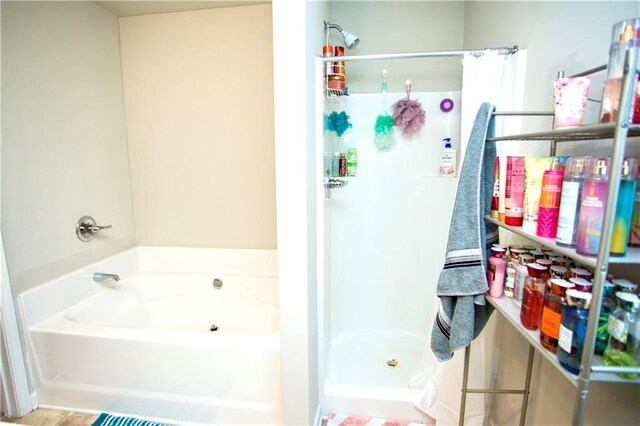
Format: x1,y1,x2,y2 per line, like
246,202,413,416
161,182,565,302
323,330,434,423
326,329,425,388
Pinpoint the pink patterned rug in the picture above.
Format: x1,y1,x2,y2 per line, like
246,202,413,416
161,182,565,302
326,413,425,426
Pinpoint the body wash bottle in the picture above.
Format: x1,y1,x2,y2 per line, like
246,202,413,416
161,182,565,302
438,138,457,177
576,158,609,255
557,157,590,246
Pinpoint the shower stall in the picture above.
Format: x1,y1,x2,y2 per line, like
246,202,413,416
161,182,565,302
315,33,523,422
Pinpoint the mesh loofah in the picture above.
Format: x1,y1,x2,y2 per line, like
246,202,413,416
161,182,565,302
374,115,395,149
392,80,425,137
325,111,352,137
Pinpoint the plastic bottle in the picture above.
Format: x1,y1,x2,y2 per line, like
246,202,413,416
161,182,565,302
331,152,340,177
520,263,548,330
576,158,610,255
611,158,639,255
557,157,590,246
604,292,640,379
487,247,506,298
558,289,593,374
346,148,358,177
540,278,575,353
537,169,565,238
338,153,347,177
438,138,457,177
505,156,526,226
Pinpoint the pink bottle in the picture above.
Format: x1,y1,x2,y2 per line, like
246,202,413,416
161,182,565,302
487,247,506,298
537,169,565,238
505,156,526,226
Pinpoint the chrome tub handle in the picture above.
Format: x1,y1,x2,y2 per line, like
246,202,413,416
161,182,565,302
76,215,112,242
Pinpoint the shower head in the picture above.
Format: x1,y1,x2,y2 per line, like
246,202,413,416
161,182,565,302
324,21,360,49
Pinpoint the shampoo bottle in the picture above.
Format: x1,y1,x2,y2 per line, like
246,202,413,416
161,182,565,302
438,138,457,177
576,158,609,255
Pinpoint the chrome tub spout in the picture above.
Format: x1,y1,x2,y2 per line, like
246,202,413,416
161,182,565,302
93,272,120,283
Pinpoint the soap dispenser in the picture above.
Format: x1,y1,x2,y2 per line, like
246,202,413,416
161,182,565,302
438,138,457,177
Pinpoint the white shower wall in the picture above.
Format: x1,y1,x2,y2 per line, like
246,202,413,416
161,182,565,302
328,91,460,339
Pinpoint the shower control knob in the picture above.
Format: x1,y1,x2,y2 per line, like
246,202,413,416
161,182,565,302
324,178,349,189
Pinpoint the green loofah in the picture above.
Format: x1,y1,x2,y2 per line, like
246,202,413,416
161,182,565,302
374,114,394,149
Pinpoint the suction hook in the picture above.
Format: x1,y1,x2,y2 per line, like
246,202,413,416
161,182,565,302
405,79,412,99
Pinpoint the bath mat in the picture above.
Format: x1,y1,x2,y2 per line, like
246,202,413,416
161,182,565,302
92,413,172,426
326,412,424,426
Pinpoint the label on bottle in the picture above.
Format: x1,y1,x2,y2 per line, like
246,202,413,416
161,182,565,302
607,314,628,343
541,306,562,338
576,181,608,255
556,181,581,244
558,324,573,353
504,261,516,297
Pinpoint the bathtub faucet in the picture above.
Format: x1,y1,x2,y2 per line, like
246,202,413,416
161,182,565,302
93,272,120,283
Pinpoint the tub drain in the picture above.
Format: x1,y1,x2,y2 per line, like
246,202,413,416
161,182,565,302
210,323,219,332
386,358,400,368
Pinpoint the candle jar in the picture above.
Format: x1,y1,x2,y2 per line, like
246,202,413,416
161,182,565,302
541,279,575,353
604,292,640,379
550,265,568,279
568,277,593,293
558,290,593,375
520,263,548,330
570,267,593,281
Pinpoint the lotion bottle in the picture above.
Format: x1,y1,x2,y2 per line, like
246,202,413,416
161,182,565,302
438,138,457,177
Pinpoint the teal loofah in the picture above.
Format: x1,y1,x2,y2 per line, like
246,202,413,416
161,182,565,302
325,111,352,137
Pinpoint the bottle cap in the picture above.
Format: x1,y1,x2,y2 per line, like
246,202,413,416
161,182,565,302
490,247,505,258
569,277,593,293
621,158,640,180
612,278,638,293
566,289,592,308
443,138,452,148
536,259,553,268
570,268,593,280
548,278,575,296
615,292,640,312
527,263,547,277
592,158,609,176
518,254,535,265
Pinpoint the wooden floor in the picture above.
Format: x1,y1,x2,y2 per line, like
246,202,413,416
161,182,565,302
1,409,98,426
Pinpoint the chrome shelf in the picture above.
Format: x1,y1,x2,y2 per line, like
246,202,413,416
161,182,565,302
487,123,640,142
485,216,640,268
486,295,640,385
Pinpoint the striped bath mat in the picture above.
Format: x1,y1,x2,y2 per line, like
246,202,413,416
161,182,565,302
92,413,172,426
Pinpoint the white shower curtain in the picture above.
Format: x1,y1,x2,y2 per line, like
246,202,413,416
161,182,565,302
410,48,527,426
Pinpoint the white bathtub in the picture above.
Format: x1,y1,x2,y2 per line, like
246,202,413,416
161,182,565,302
17,247,281,425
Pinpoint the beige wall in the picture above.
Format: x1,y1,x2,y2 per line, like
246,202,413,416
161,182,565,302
119,4,276,249
1,1,135,294
463,2,640,425
328,1,466,93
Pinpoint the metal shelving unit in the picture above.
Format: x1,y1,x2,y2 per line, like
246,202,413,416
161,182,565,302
459,47,640,426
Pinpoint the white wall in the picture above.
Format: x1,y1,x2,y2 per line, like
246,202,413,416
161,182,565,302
463,2,640,425
328,1,466,93
119,4,276,250
1,1,135,294
273,0,328,423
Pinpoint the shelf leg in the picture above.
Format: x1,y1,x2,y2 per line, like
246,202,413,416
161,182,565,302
459,345,471,426
519,345,535,426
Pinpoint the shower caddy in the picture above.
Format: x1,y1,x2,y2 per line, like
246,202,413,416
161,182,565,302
459,46,640,426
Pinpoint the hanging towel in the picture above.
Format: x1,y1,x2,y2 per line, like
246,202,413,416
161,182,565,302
431,102,498,362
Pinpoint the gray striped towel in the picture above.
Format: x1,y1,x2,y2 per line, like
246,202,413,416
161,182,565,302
431,102,498,362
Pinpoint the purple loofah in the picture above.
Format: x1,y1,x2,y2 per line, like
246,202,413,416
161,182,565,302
392,80,425,137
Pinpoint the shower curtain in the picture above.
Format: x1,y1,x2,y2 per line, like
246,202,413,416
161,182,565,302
410,48,527,425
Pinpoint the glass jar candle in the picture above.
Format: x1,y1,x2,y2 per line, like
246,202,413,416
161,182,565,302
604,292,640,379
541,279,575,353
530,250,546,261
570,267,593,281
612,278,638,295
558,290,593,374
568,277,593,293
520,263,548,330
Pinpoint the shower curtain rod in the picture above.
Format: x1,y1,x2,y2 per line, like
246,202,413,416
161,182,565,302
321,45,518,62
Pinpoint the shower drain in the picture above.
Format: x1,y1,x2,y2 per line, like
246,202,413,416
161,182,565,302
386,358,400,368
